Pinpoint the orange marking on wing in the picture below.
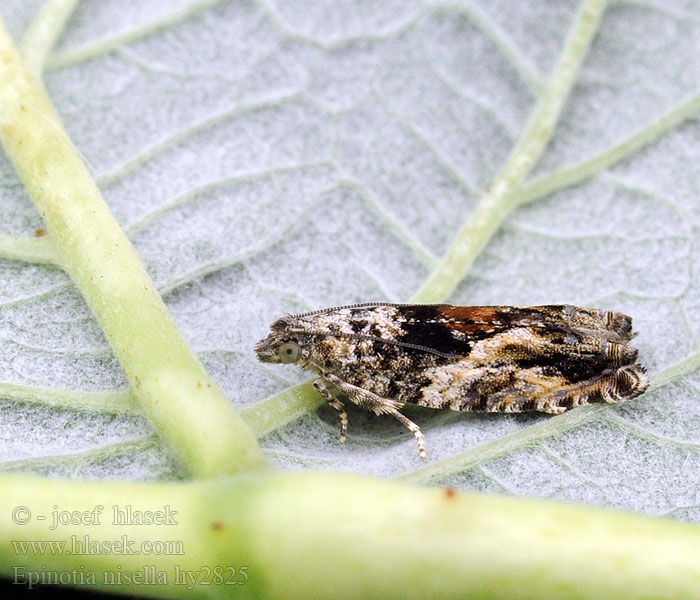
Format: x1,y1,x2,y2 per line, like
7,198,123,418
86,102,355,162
440,306,502,321
439,306,505,333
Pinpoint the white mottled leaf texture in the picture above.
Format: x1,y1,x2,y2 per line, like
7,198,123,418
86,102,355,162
1,0,699,519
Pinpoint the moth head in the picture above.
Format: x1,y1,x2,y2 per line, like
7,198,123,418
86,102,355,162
254,319,308,365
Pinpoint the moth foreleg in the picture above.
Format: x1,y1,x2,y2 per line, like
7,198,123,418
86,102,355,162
314,378,348,443
324,373,427,459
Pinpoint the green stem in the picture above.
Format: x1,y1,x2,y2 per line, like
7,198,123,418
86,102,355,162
0,435,160,474
0,379,323,440
519,89,700,206
0,382,135,415
0,19,270,477
1,471,699,599
20,0,79,76
0,233,59,265
240,381,322,438
412,0,608,303
46,0,226,70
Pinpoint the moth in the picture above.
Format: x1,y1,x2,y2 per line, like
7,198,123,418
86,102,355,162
254,303,648,459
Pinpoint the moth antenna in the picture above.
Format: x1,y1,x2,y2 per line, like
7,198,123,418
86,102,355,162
286,328,458,359
291,302,451,318
347,333,459,359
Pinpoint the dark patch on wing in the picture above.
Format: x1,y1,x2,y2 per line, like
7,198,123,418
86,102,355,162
515,351,611,384
398,306,474,357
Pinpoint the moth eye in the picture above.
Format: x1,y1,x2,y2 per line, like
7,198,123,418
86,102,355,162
277,341,301,363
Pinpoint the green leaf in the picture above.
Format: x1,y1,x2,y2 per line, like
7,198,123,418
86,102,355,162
1,0,699,522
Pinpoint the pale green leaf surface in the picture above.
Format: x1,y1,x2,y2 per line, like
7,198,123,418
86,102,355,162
1,0,700,519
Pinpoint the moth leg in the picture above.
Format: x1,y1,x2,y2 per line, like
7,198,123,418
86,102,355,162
314,378,348,443
324,373,426,460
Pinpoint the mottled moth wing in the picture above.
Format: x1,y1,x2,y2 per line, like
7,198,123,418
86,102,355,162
415,305,647,414
254,303,649,458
